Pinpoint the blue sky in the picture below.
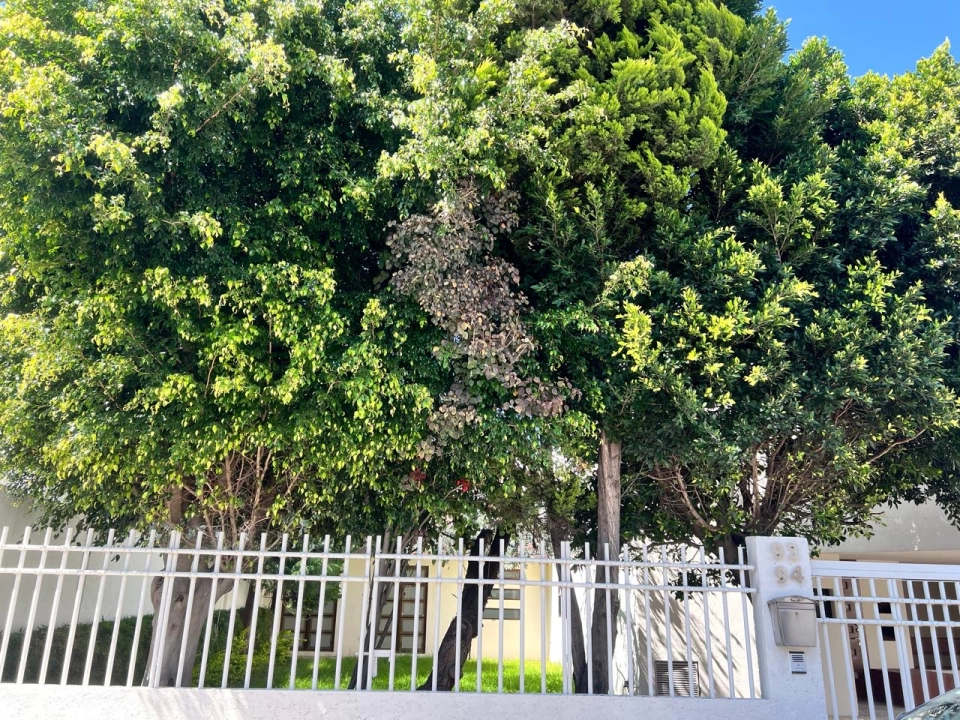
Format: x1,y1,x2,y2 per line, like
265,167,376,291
763,1,960,77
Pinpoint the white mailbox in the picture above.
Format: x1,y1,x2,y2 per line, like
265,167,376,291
768,596,818,647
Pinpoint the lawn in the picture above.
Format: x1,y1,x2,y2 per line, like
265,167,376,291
235,654,564,693
2,613,564,693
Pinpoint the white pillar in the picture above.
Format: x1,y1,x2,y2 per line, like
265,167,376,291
746,536,827,720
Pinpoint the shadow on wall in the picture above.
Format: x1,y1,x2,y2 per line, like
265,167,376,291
570,549,760,698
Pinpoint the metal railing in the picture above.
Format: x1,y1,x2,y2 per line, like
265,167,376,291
0,525,759,697
813,559,960,720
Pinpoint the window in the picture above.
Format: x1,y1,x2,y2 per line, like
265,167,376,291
483,565,522,620
376,565,428,653
282,598,337,652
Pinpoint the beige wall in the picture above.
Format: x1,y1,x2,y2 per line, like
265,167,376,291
320,557,556,663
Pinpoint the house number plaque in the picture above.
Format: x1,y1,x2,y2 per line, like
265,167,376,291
770,541,804,585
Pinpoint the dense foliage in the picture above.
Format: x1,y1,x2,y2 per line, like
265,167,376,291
0,0,444,540
2,0,960,560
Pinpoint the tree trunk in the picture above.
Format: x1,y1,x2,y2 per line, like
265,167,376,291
591,430,622,694
240,580,258,629
549,526,589,693
713,533,749,589
142,553,231,687
418,529,510,691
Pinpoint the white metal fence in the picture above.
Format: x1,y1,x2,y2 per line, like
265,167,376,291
813,559,960,720
0,525,760,699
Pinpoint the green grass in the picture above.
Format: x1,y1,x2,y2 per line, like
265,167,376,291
3,614,563,693
254,654,563,693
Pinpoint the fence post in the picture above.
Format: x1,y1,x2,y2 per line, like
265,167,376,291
746,536,827,720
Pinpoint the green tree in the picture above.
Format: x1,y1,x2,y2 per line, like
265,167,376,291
385,1,960,691
0,0,438,686
611,38,960,557
385,0,751,692
849,44,960,527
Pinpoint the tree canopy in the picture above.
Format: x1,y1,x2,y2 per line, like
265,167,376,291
0,0,441,539
1,0,960,559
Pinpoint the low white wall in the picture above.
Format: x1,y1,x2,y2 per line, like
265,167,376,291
0,686,814,720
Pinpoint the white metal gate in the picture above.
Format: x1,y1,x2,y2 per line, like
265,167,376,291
812,559,960,720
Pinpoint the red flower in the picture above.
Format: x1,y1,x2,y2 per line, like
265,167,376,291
410,468,427,484
456,478,471,493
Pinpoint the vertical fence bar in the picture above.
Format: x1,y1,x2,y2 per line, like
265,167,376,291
682,560,695,697
409,536,423,692
243,533,268,690
497,539,505,695
849,577,876,719
82,528,117,687
220,532,246,689
700,546,715,698
718,547,735,697
476,536,485,693
584,542,594,695
622,545,635,696
0,526,8,641
172,533,203,689
62,529,96,685
364,535,382,692
387,536,403,692
923,580,946,697
906,580,932,702
333,535,352,691
126,529,157,687
355,536,373,692
539,540,547,695
266,533,288,689
17,527,53,684
430,536,442,693
1,526,32,681
867,577,895,720
290,533,310,690
945,581,960,689
889,577,915,711
816,576,840,719
150,530,180,689
39,528,76,685
836,577,860,720
311,535,332,691
518,539,526,695
560,541,571,695
198,531,225,689
737,547,756,700
105,530,137,686
642,544,654,697
663,549,675,697
603,543,614,694
454,537,464,693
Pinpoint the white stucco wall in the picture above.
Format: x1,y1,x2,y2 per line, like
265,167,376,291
0,685,814,720
604,559,760,699
0,486,42,540
829,501,960,559
0,488,156,634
